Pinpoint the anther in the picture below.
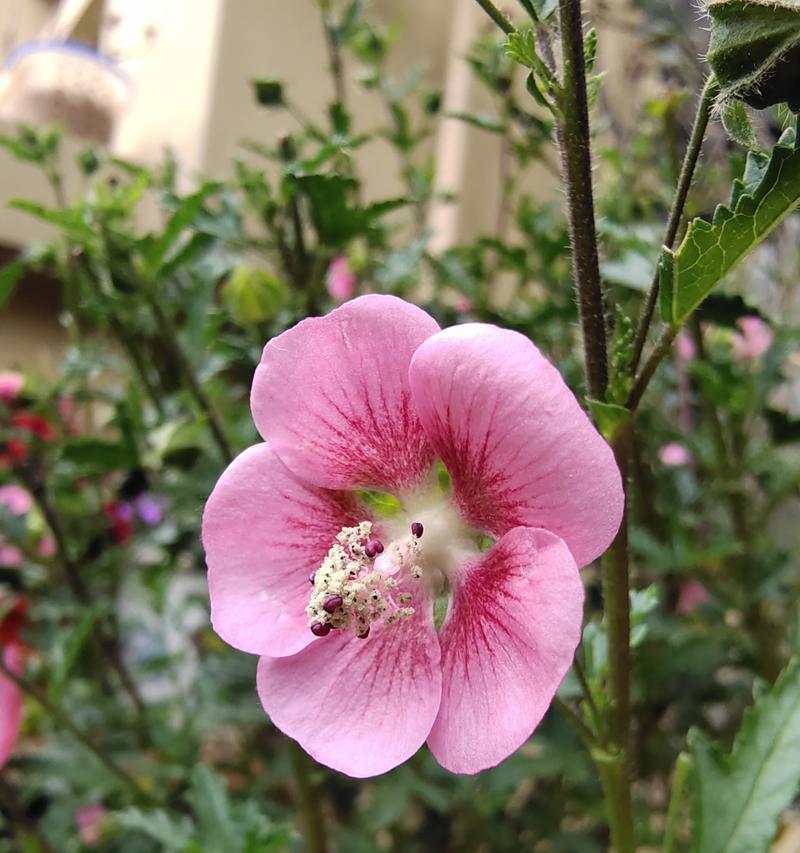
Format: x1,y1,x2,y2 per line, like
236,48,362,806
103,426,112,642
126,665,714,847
310,621,331,637
323,595,343,614
411,521,423,538
308,571,316,585
365,538,384,558
357,627,370,639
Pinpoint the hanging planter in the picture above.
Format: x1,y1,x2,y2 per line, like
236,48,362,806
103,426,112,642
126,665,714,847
0,41,129,145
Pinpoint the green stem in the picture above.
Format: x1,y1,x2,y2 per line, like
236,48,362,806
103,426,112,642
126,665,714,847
663,753,691,853
597,421,636,853
626,324,679,411
18,469,148,727
553,696,596,745
472,0,515,33
289,744,328,853
0,658,156,805
557,0,609,400
147,294,234,464
630,75,718,373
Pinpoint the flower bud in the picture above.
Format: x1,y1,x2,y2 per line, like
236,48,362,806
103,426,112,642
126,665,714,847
222,265,288,325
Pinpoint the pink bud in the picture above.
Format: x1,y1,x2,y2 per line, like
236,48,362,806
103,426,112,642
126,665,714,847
659,442,691,467
0,372,23,403
325,256,356,303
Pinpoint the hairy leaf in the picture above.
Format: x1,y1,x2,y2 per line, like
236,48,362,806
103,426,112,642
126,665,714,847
689,656,800,853
659,128,800,323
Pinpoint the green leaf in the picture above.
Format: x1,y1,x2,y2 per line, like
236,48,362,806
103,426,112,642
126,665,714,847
0,258,27,311
8,199,92,241
588,399,631,442
189,765,239,852
444,111,505,133
720,98,760,150
689,656,800,853
141,182,220,277
60,439,136,474
253,78,284,107
708,0,800,110
115,807,193,851
659,129,800,323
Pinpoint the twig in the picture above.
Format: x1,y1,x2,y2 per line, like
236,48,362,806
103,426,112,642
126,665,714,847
630,75,718,372
289,744,328,853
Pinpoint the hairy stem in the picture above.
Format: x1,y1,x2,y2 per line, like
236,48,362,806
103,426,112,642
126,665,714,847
557,0,609,400
630,75,718,372
596,421,636,853
472,0,515,33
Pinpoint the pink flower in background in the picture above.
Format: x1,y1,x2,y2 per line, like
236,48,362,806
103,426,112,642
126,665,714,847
75,803,108,845
732,316,773,362
38,536,55,559
0,599,26,769
203,295,623,776
0,485,33,516
325,255,356,303
0,544,23,568
659,442,692,467
0,372,23,403
675,330,696,362
677,579,710,615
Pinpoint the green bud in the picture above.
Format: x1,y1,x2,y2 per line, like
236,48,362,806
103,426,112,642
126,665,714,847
78,148,101,176
708,0,800,111
222,265,288,325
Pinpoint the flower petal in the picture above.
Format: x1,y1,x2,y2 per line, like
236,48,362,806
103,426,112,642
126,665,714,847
408,324,623,566
203,443,364,657
257,594,442,778
0,645,23,769
251,295,439,491
427,527,583,774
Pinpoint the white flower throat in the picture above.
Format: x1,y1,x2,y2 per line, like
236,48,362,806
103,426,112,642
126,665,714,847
306,485,481,639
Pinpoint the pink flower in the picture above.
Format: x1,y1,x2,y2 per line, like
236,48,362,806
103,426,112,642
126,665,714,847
0,485,33,515
0,544,23,568
202,296,623,777
38,536,55,558
0,372,23,403
325,256,356,303
659,442,692,467
0,600,26,769
677,579,710,615
75,803,108,845
732,316,773,362
675,330,696,362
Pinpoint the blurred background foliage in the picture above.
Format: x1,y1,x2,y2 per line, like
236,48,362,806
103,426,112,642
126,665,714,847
1,0,800,850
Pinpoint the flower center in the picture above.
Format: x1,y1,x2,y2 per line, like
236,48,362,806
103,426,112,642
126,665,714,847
306,483,482,639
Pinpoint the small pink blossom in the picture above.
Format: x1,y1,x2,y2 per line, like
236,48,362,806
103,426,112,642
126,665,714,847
202,295,623,776
454,295,473,313
659,442,692,467
0,600,26,770
675,330,696,362
0,544,23,568
75,803,108,845
732,316,773,362
0,372,23,403
677,579,710,615
38,536,55,558
0,485,33,515
325,256,356,303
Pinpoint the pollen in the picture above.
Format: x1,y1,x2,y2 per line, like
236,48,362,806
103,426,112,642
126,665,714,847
306,521,422,639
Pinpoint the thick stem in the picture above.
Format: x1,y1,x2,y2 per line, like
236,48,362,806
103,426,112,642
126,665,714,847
597,422,636,853
0,658,155,804
471,0,515,33
289,744,328,853
630,75,718,372
557,0,609,400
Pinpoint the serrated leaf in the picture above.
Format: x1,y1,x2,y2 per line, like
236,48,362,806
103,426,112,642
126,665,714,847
189,765,239,852
660,129,800,323
8,199,92,241
719,98,760,150
689,656,800,853
0,258,27,311
115,807,194,850
708,0,800,110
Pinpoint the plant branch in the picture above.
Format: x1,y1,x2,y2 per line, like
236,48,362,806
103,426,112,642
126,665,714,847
662,752,691,853
630,74,718,372
0,658,156,805
289,744,328,853
557,0,609,400
626,324,679,410
472,0,515,33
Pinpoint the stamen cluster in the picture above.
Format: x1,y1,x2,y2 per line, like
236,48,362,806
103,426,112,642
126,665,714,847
306,521,422,639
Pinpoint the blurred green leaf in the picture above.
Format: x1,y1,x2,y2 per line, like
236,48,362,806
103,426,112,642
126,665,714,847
689,656,800,853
